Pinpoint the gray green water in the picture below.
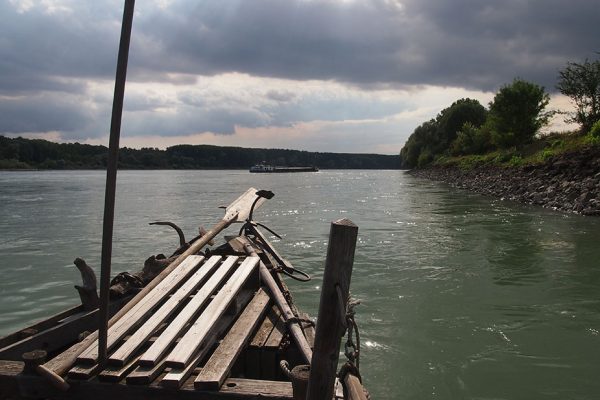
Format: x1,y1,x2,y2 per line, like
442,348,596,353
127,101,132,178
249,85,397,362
1,170,600,399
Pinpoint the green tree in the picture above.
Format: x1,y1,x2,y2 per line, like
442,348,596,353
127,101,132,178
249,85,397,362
400,120,437,168
399,98,487,168
488,79,551,148
557,58,600,132
450,122,493,155
435,98,487,153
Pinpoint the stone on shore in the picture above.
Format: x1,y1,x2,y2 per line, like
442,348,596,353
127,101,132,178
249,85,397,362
408,146,600,215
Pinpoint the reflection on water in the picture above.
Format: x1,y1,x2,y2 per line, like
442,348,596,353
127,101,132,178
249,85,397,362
1,170,600,399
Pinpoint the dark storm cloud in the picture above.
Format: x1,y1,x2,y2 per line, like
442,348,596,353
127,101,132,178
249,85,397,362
0,0,598,141
0,2,121,95
134,0,599,91
2,0,598,94
0,93,91,133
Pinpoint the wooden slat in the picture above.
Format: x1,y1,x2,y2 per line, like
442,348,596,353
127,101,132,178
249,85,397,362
0,306,80,350
250,306,280,348
194,289,271,390
138,256,240,367
245,305,279,379
98,354,142,382
68,362,101,380
264,312,285,349
218,378,292,398
161,289,255,389
77,255,204,363
160,356,201,389
108,256,223,366
0,297,129,362
125,360,166,385
261,310,285,381
165,256,259,369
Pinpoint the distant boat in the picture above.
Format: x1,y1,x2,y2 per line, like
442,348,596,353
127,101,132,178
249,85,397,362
249,164,319,173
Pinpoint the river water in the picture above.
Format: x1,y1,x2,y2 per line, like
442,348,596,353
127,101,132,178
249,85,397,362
1,170,599,399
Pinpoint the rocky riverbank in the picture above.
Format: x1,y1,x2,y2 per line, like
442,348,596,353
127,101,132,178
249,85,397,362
408,146,600,215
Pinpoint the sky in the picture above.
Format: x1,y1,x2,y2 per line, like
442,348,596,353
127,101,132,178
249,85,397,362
0,0,598,155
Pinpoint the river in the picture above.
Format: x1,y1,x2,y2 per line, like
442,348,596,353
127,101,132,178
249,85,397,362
1,170,599,399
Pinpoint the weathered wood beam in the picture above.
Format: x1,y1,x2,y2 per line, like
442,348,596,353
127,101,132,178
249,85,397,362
243,244,313,364
306,218,358,400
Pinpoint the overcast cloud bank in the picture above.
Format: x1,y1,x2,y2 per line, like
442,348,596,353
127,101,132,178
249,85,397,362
1,0,597,153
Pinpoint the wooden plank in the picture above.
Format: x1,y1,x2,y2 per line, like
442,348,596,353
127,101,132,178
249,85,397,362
0,306,81,350
139,256,239,367
250,306,279,348
3,369,293,400
68,362,101,380
126,360,166,385
165,257,259,368
223,188,266,223
194,289,271,390
161,289,255,389
77,255,204,364
98,353,142,382
245,305,279,379
262,309,285,380
218,378,292,399
160,357,201,389
108,256,223,366
0,298,127,361
264,312,285,349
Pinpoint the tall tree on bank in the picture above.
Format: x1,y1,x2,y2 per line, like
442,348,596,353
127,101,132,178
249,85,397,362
488,79,551,148
557,58,600,132
400,98,487,168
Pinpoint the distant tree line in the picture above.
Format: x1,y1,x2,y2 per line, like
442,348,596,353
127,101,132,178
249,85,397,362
0,136,401,170
401,57,600,168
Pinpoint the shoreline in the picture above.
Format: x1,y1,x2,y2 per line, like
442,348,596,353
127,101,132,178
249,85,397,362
408,146,600,216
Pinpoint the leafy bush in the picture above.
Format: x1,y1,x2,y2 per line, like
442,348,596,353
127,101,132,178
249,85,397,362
450,122,493,155
507,155,524,167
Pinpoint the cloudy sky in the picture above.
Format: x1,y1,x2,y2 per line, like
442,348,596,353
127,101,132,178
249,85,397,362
1,0,598,154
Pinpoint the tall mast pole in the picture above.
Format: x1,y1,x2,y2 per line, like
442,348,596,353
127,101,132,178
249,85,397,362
98,0,135,366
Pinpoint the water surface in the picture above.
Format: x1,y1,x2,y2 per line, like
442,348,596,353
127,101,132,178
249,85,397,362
1,170,599,399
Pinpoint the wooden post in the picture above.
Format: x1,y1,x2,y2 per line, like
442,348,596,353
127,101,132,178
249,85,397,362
306,218,358,400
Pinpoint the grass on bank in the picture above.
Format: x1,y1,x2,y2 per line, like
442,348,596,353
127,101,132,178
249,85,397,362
433,129,600,170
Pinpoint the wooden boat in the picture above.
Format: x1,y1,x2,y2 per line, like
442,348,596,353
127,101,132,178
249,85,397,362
249,164,319,173
0,188,367,400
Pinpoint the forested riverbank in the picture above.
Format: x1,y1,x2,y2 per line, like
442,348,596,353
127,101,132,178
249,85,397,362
0,136,400,170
